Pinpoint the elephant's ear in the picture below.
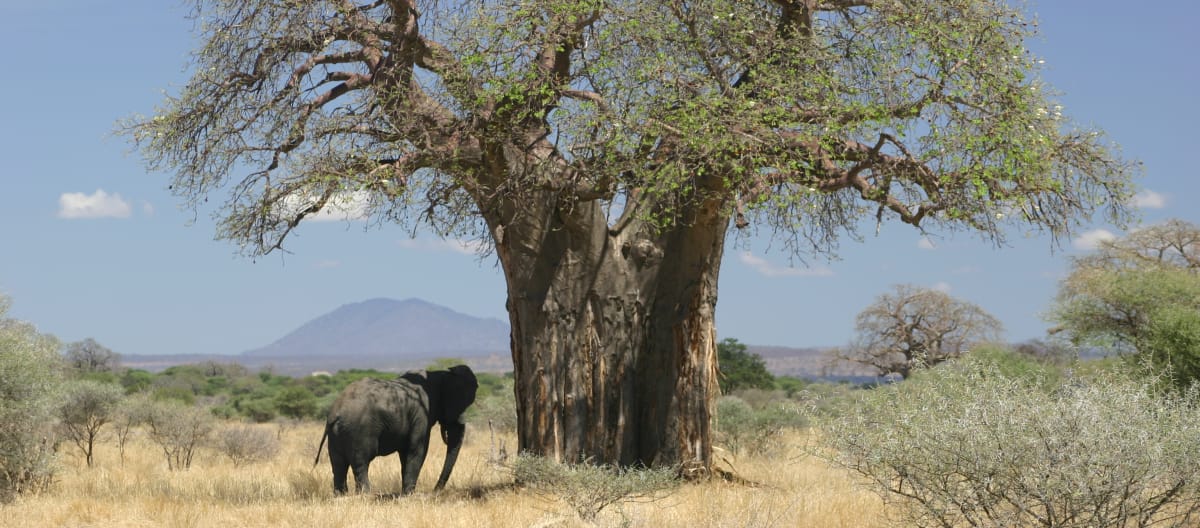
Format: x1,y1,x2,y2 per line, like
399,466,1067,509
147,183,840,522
439,365,478,423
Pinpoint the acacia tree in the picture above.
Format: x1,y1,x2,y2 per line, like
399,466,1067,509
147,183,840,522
1050,220,1200,387
837,285,1003,379
126,0,1134,470
58,380,124,468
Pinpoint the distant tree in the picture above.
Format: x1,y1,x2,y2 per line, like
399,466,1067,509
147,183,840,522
58,380,124,468
273,385,318,420
63,338,121,375
717,338,775,393
0,295,63,501
126,0,1135,471
119,369,154,394
837,285,1003,379
1049,220,1200,388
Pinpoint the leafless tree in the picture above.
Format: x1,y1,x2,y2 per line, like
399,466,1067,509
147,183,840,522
63,338,121,375
838,285,1003,379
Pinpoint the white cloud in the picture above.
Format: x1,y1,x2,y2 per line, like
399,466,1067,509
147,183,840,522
931,281,953,293
141,201,155,216
917,237,936,250
57,189,133,219
1130,189,1167,209
301,190,371,222
314,260,342,269
397,238,488,255
1073,228,1117,250
738,252,834,278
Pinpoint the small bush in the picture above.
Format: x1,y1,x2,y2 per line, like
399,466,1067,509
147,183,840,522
143,401,215,471
716,394,806,456
216,425,280,467
513,454,678,522
823,355,1200,528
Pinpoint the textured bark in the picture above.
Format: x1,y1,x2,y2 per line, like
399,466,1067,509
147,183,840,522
487,190,726,471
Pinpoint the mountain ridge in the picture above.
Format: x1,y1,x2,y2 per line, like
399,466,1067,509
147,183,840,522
240,297,509,359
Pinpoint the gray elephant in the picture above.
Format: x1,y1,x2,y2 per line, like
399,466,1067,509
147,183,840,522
313,365,478,495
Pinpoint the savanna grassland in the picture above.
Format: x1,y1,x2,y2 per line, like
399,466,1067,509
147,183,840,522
6,422,885,528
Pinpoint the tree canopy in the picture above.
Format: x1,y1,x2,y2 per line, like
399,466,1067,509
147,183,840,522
716,338,775,393
1050,219,1200,388
126,0,1134,257
837,284,1003,379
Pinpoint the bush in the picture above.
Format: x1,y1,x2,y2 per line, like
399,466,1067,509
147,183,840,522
0,300,64,502
823,355,1200,528
215,424,280,467
715,394,806,457
513,454,678,522
143,401,215,470
58,380,124,467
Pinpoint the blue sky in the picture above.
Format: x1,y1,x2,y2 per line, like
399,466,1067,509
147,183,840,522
0,1,1196,358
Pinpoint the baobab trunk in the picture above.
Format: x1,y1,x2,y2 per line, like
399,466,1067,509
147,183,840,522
487,192,727,472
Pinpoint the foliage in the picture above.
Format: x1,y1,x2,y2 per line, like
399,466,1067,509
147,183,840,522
272,385,318,420
143,400,215,471
716,338,775,393
58,379,125,468
836,284,1003,379
0,295,63,501
215,424,280,467
715,393,806,457
1050,219,1200,389
513,454,678,522
823,354,1200,528
125,0,1134,259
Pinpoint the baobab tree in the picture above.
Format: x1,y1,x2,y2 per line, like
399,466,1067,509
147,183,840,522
837,285,1004,379
125,0,1135,472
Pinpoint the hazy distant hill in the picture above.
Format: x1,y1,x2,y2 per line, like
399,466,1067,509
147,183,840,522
241,298,509,359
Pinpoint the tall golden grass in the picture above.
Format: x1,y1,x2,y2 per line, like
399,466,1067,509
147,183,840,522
6,422,884,527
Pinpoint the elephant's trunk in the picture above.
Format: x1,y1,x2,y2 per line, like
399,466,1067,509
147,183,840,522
434,420,465,490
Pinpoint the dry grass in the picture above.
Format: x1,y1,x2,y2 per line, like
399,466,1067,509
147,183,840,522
7,422,884,527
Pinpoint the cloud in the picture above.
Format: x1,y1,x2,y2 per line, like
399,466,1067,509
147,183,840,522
931,281,953,293
302,190,371,222
397,238,488,255
57,189,133,219
314,260,342,269
1073,228,1117,250
738,252,834,278
1130,189,1167,209
917,237,936,250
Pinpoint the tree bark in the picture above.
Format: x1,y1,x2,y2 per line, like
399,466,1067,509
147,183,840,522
485,186,727,472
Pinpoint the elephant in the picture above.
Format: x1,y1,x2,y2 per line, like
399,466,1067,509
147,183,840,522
313,364,478,495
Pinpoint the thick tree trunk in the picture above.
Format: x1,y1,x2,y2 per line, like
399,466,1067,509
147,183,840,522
485,188,727,472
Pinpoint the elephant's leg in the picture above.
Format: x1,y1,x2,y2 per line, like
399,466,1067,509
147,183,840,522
352,461,371,493
330,452,350,495
400,441,428,495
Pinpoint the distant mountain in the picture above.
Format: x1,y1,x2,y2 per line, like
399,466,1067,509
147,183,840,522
241,298,510,359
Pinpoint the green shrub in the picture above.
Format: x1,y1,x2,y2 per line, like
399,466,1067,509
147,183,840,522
823,355,1200,528
715,393,806,457
0,303,63,501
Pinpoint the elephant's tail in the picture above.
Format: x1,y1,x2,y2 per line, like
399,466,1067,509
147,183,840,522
313,417,338,468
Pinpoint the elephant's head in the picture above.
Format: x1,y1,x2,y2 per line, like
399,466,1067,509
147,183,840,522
430,364,478,490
